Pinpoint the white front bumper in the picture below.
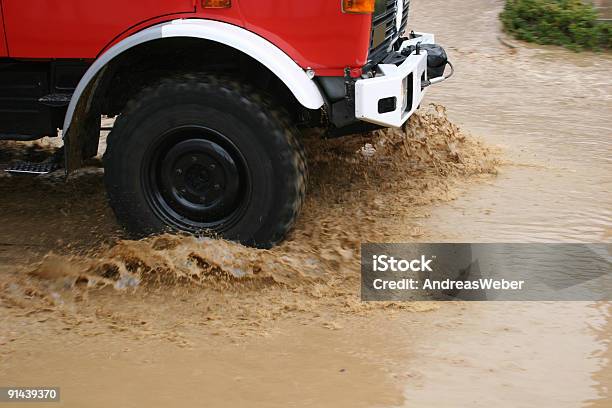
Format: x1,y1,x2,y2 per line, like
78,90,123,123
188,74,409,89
355,32,435,128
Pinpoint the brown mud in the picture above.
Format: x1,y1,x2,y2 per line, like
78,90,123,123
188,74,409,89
1,0,611,406
0,105,500,408
0,105,498,337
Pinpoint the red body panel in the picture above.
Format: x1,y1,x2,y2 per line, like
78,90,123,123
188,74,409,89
1,1,371,76
237,1,371,75
0,1,7,57
2,0,194,58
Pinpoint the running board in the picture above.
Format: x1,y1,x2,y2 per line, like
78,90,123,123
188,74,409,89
4,161,60,175
38,93,73,108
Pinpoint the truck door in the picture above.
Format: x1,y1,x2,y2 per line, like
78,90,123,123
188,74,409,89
0,1,7,56
2,0,194,59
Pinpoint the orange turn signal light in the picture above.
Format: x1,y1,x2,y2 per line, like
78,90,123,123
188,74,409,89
202,0,231,8
342,0,375,14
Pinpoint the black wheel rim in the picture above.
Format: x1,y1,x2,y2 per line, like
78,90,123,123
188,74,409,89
142,125,251,233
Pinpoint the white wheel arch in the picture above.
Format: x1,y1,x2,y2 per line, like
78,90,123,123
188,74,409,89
63,19,325,134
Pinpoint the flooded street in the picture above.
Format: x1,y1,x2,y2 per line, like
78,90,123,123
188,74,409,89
401,1,611,405
415,0,612,242
402,1,611,405
1,0,611,407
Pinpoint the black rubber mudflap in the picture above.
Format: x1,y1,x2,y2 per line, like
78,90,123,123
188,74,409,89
4,161,60,175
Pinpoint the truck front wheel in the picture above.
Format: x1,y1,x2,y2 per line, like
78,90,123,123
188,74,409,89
103,75,307,248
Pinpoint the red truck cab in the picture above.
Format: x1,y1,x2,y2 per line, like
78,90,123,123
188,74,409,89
0,0,450,247
0,4,6,57
2,1,372,74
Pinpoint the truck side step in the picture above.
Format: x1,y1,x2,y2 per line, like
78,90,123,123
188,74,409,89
4,161,60,175
38,93,73,107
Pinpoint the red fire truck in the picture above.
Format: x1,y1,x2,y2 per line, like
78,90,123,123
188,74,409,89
0,0,451,247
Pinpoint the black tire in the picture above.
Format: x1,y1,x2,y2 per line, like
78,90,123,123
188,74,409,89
103,74,307,248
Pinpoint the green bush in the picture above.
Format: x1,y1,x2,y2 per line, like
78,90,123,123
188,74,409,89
500,0,611,50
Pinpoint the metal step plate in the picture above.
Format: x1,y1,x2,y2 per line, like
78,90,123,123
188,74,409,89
5,161,60,175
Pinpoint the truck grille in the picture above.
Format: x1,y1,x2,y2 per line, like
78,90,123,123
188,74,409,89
369,0,410,64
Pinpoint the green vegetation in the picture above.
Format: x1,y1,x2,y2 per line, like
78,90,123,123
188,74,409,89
500,0,611,50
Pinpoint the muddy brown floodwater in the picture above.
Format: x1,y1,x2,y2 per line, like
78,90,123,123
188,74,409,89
415,0,612,243
1,0,611,407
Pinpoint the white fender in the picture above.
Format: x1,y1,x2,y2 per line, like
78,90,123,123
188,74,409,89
63,19,325,134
